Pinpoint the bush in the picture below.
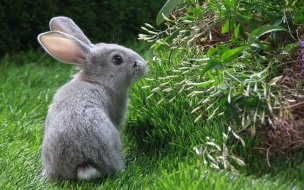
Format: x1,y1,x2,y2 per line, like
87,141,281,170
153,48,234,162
0,0,165,57
139,0,304,174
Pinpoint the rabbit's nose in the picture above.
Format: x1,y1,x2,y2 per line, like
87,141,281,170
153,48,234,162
133,61,138,68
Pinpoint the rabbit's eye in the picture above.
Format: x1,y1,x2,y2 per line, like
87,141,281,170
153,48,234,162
112,55,123,65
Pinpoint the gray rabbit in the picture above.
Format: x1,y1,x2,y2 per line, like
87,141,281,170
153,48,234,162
38,16,146,180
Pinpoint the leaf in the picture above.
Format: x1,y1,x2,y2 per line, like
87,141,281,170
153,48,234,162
207,71,215,80
187,80,214,87
294,7,304,23
239,24,248,40
248,18,258,32
282,42,299,55
231,36,241,45
207,47,218,57
234,23,241,38
250,41,267,50
251,25,286,38
210,90,223,97
220,97,228,106
222,19,232,34
233,11,251,21
201,59,223,77
239,97,259,106
217,69,224,83
190,58,210,62
248,25,286,45
152,43,162,50
294,16,304,24
230,94,244,104
194,5,203,19
221,46,246,62
218,80,230,90
273,19,282,26
222,0,233,9
156,0,181,26
224,104,242,126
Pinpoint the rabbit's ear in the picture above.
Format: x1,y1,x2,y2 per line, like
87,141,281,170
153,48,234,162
49,16,91,46
38,31,89,64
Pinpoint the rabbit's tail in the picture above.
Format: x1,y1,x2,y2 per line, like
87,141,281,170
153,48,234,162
77,164,101,180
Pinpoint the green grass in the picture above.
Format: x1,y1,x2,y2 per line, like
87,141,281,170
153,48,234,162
1,49,304,189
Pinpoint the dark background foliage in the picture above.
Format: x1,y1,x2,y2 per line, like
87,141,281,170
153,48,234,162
0,0,165,57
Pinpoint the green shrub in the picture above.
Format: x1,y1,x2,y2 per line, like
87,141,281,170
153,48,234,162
0,0,165,57
139,0,304,174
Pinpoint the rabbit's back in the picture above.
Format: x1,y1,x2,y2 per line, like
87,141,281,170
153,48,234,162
49,81,105,112
42,81,124,180
48,81,128,124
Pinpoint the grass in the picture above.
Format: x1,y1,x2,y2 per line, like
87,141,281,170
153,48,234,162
1,48,304,189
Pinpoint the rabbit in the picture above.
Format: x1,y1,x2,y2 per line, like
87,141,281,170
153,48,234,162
38,16,146,181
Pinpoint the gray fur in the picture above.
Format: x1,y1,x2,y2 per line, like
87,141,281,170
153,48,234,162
38,16,146,180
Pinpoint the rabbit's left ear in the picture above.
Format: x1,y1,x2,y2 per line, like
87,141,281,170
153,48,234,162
38,31,89,64
49,16,92,46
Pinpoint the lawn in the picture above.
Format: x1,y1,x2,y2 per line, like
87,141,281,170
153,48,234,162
0,47,304,189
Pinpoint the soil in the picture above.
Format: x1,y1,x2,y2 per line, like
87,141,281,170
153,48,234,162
260,43,304,155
